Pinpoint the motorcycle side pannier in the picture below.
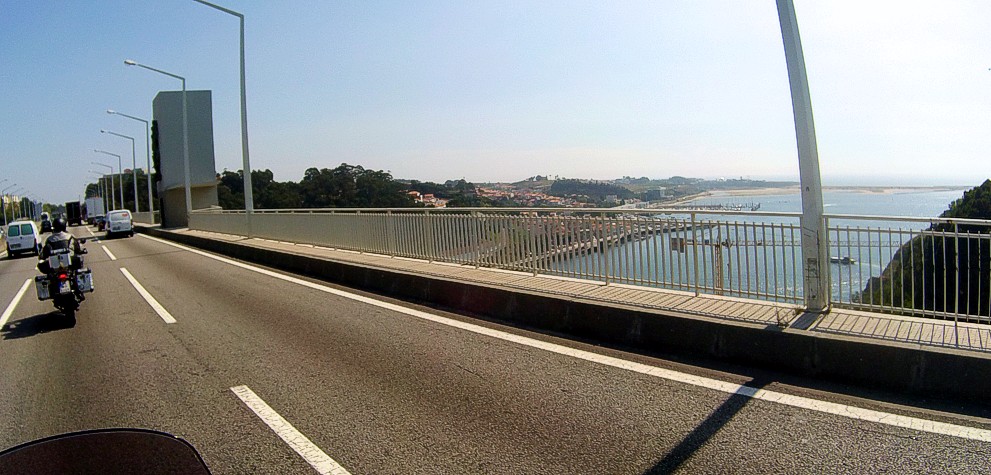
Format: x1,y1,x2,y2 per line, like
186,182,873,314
34,275,51,300
76,269,94,293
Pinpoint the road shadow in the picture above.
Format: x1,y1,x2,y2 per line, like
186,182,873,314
643,377,770,475
1,311,76,340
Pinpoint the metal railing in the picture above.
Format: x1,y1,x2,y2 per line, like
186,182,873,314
189,207,991,323
826,215,991,324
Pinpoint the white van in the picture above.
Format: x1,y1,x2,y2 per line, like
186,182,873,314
105,210,134,238
5,221,42,256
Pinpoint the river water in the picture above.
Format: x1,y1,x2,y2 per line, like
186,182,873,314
550,187,972,304
687,187,967,221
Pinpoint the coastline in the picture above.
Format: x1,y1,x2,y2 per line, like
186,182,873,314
697,185,966,199
643,185,968,210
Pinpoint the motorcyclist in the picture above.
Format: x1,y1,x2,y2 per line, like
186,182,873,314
38,218,84,274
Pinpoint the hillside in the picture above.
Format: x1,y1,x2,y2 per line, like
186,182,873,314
862,179,991,316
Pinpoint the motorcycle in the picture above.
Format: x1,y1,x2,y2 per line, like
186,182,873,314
34,239,93,319
0,428,212,474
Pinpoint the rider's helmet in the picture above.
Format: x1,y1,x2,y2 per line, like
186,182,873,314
52,218,67,233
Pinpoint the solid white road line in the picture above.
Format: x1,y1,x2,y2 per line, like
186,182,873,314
141,234,991,443
101,245,117,261
0,279,32,330
231,385,352,475
120,267,176,324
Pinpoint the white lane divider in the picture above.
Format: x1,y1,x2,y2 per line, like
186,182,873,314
0,279,32,330
141,234,991,443
120,267,176,324
102,245,117,261
231,385,351,475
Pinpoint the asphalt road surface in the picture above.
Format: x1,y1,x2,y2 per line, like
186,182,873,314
1,225,989,474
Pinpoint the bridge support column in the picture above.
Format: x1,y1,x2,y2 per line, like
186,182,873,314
776,0,828,312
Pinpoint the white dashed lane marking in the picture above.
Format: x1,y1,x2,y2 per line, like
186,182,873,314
101,245,117,261
120,267,176,324
231,385,351,475
0,279,32,331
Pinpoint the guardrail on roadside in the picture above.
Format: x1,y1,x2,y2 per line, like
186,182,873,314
188,207,991,325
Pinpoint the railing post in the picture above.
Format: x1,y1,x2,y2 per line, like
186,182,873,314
601,212,611,285
530,214,539,276
777,0,828,312
953,222,960,345
426,209,435,263
691,212,700,297
356,210,363,254
387,210,395,257
472,211,481,269
823,216,831,307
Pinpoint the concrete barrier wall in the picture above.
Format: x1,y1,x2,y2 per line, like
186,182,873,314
189,212,393,253
141,225,991,403
132,211,159,225
189,212,249,236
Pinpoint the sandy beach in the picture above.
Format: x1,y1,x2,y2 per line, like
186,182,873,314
651,185,968,208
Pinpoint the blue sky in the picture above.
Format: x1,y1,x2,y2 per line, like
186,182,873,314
1,1,989,203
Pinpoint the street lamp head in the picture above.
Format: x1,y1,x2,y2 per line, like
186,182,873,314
100,129,107,133
106,109,116,114
124,59,137,66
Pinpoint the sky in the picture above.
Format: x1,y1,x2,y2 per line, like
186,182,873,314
1,1,990,204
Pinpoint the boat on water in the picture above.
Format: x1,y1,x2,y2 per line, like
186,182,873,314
830,256,857,265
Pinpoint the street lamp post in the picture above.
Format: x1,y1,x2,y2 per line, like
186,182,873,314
93,150,123,209
25,195,36,220
108,110,154,216
101,130,139,213
124,59,191,216
88,172,109,215
92,163,115,210
193,0,254,213
776,0,828,312
2,184,16,225
12,187,25,220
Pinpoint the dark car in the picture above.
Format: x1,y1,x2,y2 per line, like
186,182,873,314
40,219,52,233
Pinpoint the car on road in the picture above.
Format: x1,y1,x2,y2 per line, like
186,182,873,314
105,209,133,238
4,220,42,257
40,218,53,233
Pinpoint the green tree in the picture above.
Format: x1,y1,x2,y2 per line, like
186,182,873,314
299,164,413,208
150,121,162,189
864,179,991,316
217,170,245,209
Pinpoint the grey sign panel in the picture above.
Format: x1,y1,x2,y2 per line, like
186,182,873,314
153,90,217,191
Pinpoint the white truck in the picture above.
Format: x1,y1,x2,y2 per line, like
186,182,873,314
84,196,105,225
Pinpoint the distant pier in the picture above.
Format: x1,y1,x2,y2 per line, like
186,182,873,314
650,202,761,212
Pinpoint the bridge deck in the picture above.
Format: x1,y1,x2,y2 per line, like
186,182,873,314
171,228,991,354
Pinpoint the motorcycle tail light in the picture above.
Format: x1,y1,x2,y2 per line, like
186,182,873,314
58,273,68,280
